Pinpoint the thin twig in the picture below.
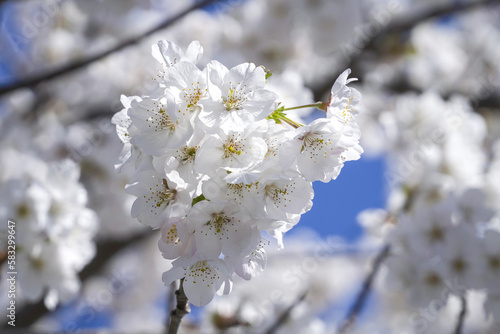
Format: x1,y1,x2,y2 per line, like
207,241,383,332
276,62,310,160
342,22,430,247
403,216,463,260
378,0,499,38
454,294,467,334
165,280,178,332
0,0,224,97
168,278,191,334
311,0,500,100
265,291,307,334
337,244,390,334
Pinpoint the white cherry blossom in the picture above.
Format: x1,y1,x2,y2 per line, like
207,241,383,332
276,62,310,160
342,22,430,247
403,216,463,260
225,239,268,280
246,172,314,221
163,60,209,119
152,40,203,69
281,118,351,182
128,92,193,156
187,200,261,259
158,217,196,260
194,122,268,176
198,61,278,134
112,40,363,309
162,258,232,307
126,169,192,229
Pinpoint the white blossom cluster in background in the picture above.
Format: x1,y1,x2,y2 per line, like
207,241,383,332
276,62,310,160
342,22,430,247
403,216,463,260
112,40,362,306
357,90,500,329
199,234,368,333
0,146,98,309
213,0,363,83
1,0,500,332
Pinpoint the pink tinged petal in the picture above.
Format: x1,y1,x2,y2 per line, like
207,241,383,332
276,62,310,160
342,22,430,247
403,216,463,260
213,259,232,277
159,218,189,259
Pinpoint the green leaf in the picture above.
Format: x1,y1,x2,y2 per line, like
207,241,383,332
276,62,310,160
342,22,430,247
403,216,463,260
191,194,207,206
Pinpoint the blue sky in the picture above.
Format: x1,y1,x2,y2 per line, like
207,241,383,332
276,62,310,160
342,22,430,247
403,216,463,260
286,155,387,242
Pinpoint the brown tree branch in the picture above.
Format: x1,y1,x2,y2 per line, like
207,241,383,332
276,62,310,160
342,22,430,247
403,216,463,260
454,294,467,334
265,291,307,334
384,75,500,110
167,278,191,334
311,0,500,101
0,0,225,97
336,244,390,334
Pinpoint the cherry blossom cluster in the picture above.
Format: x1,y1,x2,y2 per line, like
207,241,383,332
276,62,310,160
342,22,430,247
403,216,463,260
113,40,362,306
0,148,98,309
359,92,500,323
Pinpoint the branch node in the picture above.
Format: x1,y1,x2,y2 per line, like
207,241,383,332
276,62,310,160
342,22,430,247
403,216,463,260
167,278,190,334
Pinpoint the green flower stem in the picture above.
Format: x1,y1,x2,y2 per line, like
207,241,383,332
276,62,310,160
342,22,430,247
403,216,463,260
279,115,304,128
280,102,327,112
268,101,328,128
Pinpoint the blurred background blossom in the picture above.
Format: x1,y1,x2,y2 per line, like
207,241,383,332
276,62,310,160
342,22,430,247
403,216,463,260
1,0,500,333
